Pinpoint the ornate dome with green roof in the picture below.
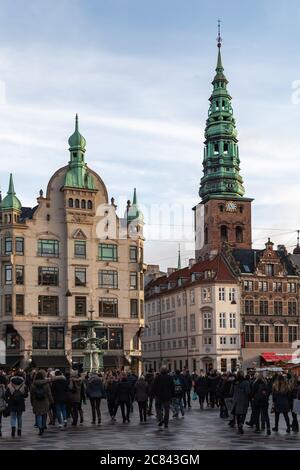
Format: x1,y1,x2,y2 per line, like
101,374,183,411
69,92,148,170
1,174,22,212
64,115,94,190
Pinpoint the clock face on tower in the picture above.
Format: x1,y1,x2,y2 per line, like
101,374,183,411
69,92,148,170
225,201,237,212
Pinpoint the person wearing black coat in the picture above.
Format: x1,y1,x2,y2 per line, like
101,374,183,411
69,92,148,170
145,369,155,415
207,371,219,408
272,375,291,433
251,374,271,435
51,370,69,428
105,375,119,421
5,372,28,437
288,374,299,432
195,373,208,409
152,366,175,428
116,375,132,423
181,370,192,409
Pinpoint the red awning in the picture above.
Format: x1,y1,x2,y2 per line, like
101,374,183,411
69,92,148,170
261,352,293,363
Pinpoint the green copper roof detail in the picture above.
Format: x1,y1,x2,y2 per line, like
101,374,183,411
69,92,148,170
1,173,22,211
68,114,86,152
199,32,245,202
64,115,94,190
127,188,144,224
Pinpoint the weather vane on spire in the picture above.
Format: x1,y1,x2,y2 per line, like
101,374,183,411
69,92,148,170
217,19,222,48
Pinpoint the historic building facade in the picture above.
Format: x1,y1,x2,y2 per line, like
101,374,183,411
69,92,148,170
0,116,145,371
143,255,241,373
194,35,300,369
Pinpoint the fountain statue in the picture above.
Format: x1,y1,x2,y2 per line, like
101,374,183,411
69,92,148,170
72,308,107,372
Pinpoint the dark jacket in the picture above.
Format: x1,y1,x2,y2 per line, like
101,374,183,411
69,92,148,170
145,372,155,397
251,378,270,405
181,373,192,391
30,379,53,415
195,376,209,398
5,376,28,413
134,378,149,402
51,375,69,405
68,376,84,404
272,389,290,413
152,372,175,402
231,378,250,415
105,380,119,402
86,375,106,399
116,379,131,403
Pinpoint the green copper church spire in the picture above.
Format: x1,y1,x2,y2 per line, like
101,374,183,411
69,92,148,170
127,188,144,224
1,173,22,211
64,115,94,189
199,22,245,202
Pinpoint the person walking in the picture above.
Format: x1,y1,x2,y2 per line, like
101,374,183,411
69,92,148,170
272,375,291,433
181,370,192,409
251,373,271,435
116,374,131,423
172,370,185,418
51,370,69,429
105,374,119,421
231,371,250,434
86,372,106,425
152,366,175,429
0,375,7,436
134,375,149,423
68,370,84,426
5,371,28,437
30,370,53,436
195,371,209,410
145,369,155,416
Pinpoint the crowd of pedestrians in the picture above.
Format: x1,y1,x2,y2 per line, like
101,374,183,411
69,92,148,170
0,365,300,437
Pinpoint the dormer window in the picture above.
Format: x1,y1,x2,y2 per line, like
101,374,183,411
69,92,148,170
266,264,275,276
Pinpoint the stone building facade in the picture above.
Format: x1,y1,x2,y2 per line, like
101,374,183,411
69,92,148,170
0,117,145,371
142,255,241,373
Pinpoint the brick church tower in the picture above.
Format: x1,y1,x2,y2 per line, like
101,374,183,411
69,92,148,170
194,27,253,261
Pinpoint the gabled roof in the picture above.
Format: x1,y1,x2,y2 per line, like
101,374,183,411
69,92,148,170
145,254,236,299
232,248,298,276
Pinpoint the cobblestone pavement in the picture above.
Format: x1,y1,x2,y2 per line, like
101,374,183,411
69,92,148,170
1,401,300,450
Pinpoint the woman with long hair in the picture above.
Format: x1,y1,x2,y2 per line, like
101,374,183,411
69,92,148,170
272,375,291,433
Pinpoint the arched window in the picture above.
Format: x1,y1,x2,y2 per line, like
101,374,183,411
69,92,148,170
87,200,92,210
204,227,208,245
75,199,80,208
220,225,228,242
81,200,86,209
236,226,243,243
68,198,73,208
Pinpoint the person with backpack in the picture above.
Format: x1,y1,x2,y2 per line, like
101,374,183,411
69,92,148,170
30,369,53,435
5,371,28,437
0,375,7,437
86,372,106,425
171,370,185,418
50,370,69,429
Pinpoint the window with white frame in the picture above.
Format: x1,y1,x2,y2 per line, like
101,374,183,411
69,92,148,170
203,311,212,329
173,340,177,349
153,322,156,336
177,317,182,332
219,287,225,301
166,319,171,334
177,295,181,307
161,299,165,312
230,337,237,345
229,313,236,329
157,300,160,312
171,296,175,308
190,289,195,305
220,337,226,345
184,338,188,347
151,302,155,314
190,313,196,332
172,318,176,333
162,320,166,335
183,317,187,331
229,288,236,302
204,336,212,345
182,292,186,305
166,297,170,311
191,337,196,348
219,312,226,328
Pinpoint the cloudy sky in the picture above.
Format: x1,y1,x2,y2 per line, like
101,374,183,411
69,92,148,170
1,0,300,269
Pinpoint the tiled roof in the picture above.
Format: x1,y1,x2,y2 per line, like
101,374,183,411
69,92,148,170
232,248,298,276
145,254,236,299
20,205,38,221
